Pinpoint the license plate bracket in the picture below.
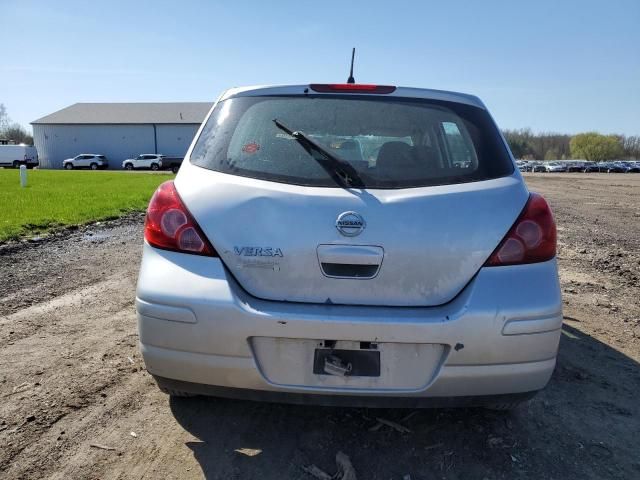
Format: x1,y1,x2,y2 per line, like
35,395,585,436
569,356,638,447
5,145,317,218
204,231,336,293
313,348,381,377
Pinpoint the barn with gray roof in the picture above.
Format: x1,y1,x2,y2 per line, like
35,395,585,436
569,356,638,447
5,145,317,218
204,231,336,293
31,102,212,169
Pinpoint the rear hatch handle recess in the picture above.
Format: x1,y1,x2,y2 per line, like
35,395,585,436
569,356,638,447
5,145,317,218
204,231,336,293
317,244,384,279
272,118,365,188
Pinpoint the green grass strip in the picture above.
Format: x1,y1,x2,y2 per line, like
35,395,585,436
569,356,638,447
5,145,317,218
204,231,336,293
0,169,173,242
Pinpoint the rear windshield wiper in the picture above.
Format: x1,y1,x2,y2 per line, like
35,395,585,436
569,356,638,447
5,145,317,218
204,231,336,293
273,118,364,188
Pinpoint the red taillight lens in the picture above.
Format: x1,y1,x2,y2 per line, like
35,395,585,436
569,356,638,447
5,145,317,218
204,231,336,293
309,84,396,94
144,181,217,256
485,193,556,266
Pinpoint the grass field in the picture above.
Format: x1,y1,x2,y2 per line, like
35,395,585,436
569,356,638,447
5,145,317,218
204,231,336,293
0,169,173,242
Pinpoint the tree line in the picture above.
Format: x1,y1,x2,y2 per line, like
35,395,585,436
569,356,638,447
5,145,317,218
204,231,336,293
502,128,640,161
0,104,33,145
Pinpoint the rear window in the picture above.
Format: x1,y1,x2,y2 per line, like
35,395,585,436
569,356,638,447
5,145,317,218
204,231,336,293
190,95,513,188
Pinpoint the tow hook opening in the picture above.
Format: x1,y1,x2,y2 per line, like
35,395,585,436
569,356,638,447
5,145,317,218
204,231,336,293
313,345,382,377
324,355,353,376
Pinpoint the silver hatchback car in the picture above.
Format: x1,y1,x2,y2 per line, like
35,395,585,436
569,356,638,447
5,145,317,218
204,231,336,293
137,84,561,409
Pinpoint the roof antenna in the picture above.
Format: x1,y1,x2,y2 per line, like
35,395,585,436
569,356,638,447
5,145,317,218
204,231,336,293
347,48,356,84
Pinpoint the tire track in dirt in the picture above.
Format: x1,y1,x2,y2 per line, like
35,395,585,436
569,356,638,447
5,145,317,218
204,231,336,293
0,274,147,479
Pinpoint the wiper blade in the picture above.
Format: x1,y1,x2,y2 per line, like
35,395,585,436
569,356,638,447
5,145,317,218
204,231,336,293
273,118,364,188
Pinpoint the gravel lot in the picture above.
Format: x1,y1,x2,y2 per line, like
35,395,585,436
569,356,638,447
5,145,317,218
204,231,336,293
0,173,638,479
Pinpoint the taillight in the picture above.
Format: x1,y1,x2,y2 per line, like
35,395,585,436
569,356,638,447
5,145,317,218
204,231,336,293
485,193,556,267
144,181,217,256
309,84,396,94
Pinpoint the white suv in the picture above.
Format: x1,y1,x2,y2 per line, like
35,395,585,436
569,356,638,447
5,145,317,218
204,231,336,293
63,154,108,170
123,154,164,171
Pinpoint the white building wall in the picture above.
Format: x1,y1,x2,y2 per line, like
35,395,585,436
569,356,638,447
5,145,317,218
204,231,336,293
33,124,154,169
33,123,200,169
156,124,200,157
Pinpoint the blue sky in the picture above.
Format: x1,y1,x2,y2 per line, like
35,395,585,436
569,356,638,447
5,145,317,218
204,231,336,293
1,0,639,134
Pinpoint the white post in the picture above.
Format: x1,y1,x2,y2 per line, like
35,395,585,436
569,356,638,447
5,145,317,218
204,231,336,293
20,164,27,187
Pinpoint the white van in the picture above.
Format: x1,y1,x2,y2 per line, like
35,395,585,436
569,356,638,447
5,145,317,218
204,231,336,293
0,145,39,168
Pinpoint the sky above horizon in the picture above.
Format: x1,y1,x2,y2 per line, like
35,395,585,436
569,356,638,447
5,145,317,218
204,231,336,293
1,0,639,135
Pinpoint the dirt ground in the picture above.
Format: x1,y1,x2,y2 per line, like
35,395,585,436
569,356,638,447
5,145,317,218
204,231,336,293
0,173,638,480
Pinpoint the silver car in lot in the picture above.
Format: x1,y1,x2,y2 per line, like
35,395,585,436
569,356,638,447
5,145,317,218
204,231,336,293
543,162,567,172
137,84,561,409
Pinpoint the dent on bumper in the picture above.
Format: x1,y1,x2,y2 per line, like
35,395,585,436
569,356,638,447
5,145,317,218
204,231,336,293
136,244,562,397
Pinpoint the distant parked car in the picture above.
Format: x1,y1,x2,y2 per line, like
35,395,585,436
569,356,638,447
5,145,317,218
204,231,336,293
581,162,600,173
543,162,567,172
531,162,546,172
519,161,533,172
123,154,164,171
63,154,108,170
566,161,586,172
159,156,184,174
615,161,640,173
624,162,640,173
597,162,626,173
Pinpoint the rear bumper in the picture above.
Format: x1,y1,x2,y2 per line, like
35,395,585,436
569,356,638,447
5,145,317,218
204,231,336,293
137,244,562,402
143,342,556,399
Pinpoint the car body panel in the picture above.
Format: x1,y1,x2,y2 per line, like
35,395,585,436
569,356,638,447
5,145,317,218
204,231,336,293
176,164,528,307
136,244,562,397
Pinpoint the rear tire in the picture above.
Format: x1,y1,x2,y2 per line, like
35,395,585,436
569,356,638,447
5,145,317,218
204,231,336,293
171,165,179,174
65,163,74,170
150,163,159,171
90,163,98,170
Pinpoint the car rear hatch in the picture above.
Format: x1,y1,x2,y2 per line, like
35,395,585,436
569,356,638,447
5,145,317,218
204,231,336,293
176,86,527,307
